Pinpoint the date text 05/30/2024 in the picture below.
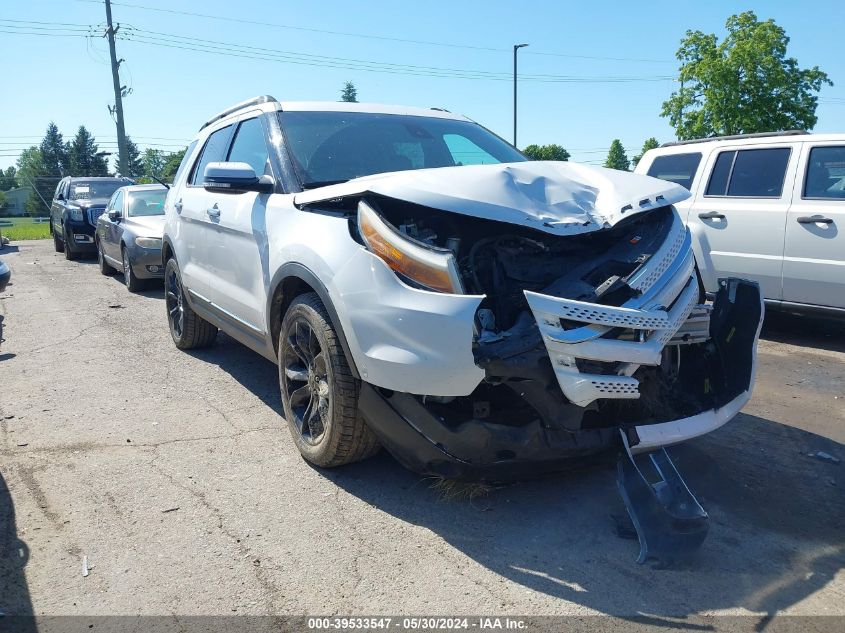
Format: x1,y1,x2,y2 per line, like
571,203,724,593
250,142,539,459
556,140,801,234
307,617,528,630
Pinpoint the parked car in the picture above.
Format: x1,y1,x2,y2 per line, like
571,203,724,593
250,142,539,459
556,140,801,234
635,131,845,317
50,176,133,260
96,184,168,291
0,257,9,293
162,96,763,493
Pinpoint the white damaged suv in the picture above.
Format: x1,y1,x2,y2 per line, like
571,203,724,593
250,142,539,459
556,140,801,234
162,96,764,482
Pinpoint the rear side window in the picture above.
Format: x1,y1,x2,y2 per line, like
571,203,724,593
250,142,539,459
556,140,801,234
190,126,233,185
705,148,791,197
646,153,702,190
804,146,845,199
227,117,271,177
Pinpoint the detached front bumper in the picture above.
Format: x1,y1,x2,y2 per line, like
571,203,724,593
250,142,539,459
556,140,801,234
358,278,763,480
127,243,164,279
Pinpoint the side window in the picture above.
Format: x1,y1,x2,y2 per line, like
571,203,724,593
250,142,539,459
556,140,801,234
443,133,498,166
727,148,791,197
190,126,233,185
705,148,791,197
705,151,735,196
646,153,702,190
227,117,271,177
54,179,65,200
172,140,198,186
804,146,845,199
111,191,124,214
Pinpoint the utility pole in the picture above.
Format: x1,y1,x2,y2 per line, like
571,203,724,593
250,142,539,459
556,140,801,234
104,0,128,175
513,43,528,148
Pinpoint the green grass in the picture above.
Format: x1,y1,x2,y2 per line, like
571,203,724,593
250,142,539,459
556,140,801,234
0,217,51,241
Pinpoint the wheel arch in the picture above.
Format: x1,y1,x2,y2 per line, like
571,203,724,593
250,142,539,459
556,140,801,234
161,236,175,266
267,262,360,379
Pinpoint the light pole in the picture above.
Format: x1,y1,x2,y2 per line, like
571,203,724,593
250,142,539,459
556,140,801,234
513,43,529,148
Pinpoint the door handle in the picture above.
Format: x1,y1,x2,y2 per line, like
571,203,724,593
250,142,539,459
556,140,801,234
174,198,183,213
206,203,220,219
797,215,833,225
698,211,726,220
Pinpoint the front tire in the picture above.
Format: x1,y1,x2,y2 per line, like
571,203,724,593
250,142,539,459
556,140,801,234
97,239,116,275
165,258,217,349
52,223,64,253
63,226,78,260
122,247,143,292
278,293,379,467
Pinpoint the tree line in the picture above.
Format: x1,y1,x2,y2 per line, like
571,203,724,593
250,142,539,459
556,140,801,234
6,122,186,216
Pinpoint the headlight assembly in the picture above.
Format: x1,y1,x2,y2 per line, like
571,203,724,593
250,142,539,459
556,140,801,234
134,237,163,249
357,200,462,294
67,205,84,222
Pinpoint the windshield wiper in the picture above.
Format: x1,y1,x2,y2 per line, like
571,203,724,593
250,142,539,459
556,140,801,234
300,180,348,190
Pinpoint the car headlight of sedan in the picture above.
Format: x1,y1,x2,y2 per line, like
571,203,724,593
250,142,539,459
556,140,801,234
357,200,462,294
67,205,84,222
134,237,163,249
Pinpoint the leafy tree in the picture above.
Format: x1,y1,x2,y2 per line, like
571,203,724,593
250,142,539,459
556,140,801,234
661,11,832,140
161,148,187,182
39,122,69,177
68,126,109,177
340,81,358,103
632,137,660,167
522,144,571,161
142,148,166,180
16,147,53,216
119,136,144,178
604,139,630,171
0,166,17,191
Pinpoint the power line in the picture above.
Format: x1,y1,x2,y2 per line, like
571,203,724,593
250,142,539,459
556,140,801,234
72,0,674,64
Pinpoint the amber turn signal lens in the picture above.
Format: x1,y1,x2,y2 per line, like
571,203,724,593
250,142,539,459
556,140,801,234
358,201,461,294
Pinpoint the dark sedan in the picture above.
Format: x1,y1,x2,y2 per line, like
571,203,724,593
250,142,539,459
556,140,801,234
50,176,134,260
96,184,167,292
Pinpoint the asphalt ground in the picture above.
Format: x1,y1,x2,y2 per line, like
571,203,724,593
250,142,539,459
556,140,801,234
0,239,842,626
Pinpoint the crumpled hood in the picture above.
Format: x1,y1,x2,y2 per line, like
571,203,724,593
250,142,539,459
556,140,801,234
294,161,690,236
127,215,165,237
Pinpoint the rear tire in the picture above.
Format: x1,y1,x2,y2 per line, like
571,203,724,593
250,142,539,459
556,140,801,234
165,258,217,349
278,293,380,467
52,224,64,253
97,239,116,275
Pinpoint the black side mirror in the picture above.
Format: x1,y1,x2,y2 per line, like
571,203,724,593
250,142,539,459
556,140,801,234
108,209,121,221
56,193,65,202
203,162,274,194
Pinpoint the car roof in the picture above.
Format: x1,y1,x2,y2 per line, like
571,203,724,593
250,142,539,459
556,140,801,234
650,132,845,156
199,95,471,134
69,176,133,182
278,101,470,121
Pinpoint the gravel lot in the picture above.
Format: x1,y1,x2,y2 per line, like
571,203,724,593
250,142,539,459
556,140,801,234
1,239,843,621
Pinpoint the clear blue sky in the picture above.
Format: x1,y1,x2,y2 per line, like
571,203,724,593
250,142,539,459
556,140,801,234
1,0,843,171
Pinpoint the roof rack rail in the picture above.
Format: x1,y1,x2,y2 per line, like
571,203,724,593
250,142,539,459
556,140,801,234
430,107,451,112
660,130,808,147
199,95,278,131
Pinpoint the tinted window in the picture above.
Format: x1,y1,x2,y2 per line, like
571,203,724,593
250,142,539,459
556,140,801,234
191,126,233,185
646,153,702,190
706,151,735,196
172,140,198,185
110,190,124,214
227,117,270,177
70,180,124,200
279,111,524,187
727,148,791,197
127,189,167,216
804,146,845,199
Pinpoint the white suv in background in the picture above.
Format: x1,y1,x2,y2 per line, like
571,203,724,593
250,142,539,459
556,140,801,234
161,96,763,487
636,131,845,317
